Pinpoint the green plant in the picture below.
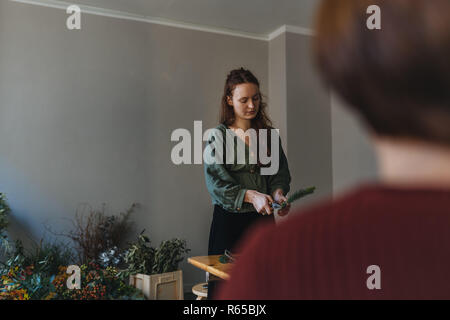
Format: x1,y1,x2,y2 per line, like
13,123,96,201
152,238,190,274
272,186,316,209
118,231,155,279
0,193,9,228
13,268,56,300
1,264,31,300
119,230,190,279
1,262,144,300
287,187,316,203
24,240,74,276
0,239,74,300
0,239,144,300
0,193,11,252
51,263,144,300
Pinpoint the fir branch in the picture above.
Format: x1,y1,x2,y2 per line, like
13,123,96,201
272,187,316,209
287,187,316,204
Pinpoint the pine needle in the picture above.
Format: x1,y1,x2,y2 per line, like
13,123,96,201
287,187,316,203
272,187,316,209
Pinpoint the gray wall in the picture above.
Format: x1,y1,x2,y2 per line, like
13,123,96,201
268,33,287,151
0,0,150,246
285,33,333,213
0,0,267,289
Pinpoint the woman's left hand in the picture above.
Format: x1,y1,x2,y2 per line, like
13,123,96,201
273,189,291,217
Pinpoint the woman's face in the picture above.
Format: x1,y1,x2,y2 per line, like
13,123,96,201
227,83,260,121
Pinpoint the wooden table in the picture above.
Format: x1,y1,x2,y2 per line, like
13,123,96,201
188,255,234,281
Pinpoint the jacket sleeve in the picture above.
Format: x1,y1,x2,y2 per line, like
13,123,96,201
267,137,291,196
203,129,247,212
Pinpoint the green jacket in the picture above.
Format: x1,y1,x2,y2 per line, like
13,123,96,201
204,123,291,213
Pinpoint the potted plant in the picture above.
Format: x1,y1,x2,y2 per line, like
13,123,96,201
119,231,190,300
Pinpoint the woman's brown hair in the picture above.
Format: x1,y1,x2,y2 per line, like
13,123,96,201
313,0,450,145
220,68,273,131
219,68,274,164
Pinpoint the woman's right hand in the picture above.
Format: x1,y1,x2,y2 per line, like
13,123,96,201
244,190,274,215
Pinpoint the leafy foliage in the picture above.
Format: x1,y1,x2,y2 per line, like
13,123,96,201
16,240,74,276
153,238,190,274
1,240,73,300
118,231,155,279
51,263,144,300
0,193,11,251
0,195,189,300
272,186,316,209
286,186,316,205
1,261,144,300
119,230,190,279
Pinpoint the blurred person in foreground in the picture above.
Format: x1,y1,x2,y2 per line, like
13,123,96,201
218,0,450,299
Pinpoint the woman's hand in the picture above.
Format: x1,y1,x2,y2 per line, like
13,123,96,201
272,188,291,217
244,190,274,215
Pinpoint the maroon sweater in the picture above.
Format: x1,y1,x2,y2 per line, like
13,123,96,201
218,184,450,299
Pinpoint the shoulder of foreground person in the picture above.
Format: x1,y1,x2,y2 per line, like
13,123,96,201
217,184,450,300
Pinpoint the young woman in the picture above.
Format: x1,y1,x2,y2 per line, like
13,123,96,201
204,68,292,257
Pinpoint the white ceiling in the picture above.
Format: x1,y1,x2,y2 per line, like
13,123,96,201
54,0,319,35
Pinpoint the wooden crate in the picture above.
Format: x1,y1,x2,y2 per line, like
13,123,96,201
129,270,184,300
